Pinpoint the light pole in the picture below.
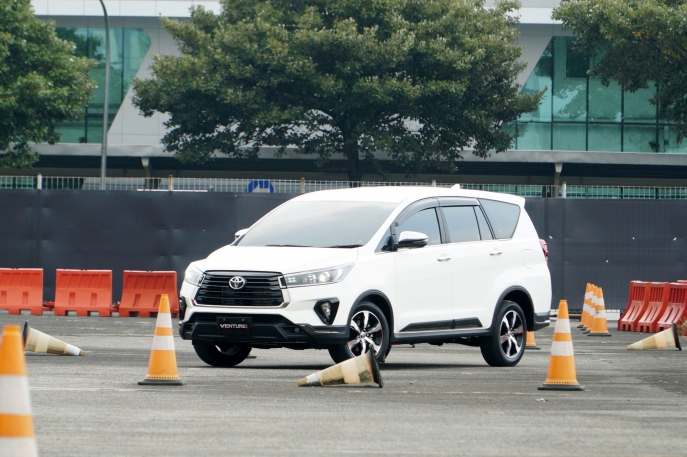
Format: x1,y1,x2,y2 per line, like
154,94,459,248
98,0,110,190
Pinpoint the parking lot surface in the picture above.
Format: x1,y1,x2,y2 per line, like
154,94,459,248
2,314,686,457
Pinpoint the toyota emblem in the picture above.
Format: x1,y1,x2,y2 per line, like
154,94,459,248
229,276,246,290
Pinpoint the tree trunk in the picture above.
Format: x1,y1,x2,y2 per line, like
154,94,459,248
343,133,362,183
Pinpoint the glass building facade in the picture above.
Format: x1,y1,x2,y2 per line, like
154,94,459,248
54,28,150,143
515,37,687,153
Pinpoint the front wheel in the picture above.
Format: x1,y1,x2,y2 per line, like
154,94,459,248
480,301,526,367
328,301,390,364
193,342,252,367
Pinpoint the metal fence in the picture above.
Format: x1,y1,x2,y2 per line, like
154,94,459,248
2,175,687,199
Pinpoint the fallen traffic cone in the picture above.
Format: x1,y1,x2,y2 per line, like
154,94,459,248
22,321,84,356
139,294,184,386
538,300,584,391
298,348,383,387
578,283,592,329
627,324,682,351
587,287,612,337
0,325,38,456
525,331,541,350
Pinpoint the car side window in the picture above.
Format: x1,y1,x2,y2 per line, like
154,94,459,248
475,206,494,240
396,208,441,246
479,199,520,239
442,206,480,243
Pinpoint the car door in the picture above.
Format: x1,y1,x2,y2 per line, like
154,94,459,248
439,200,504,328
393,205,453,332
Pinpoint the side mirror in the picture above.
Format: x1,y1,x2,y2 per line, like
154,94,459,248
234,228,249,240
397,231,428,249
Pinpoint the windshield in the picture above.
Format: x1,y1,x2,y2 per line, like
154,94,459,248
237,200,397,248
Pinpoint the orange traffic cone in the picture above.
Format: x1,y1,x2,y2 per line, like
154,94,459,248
139,294,184,386
587,287,612,337
538,300,584,391
525,331,541,350
0,325,38,456
578,283,592,329
583,284,599,333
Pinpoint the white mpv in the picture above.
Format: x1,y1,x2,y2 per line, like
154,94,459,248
179,186,551,367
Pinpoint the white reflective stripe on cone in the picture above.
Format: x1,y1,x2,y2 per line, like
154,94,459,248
0,377,32,415
0,438,38,456
155,313,172,329
551,341,575,357
151,336,175,351
555,317,571,334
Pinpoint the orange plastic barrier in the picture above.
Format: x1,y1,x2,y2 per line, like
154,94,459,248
119,271,179,318
655,283,687,332
678,280,687,283
53,270,113,317
637,282,670,333
0,269,44,315
618,281,649,332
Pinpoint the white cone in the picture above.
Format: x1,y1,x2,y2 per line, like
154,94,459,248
23,321,84,356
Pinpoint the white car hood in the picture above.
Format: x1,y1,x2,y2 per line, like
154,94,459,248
201,246,358,274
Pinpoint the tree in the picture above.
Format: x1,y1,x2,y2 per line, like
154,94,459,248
0,0,96,168
554,0,687,140
133,0,540,180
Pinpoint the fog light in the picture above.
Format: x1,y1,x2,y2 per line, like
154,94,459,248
314,299,339,325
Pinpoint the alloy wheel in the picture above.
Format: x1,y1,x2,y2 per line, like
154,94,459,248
347,310,384,356
499,310,524,359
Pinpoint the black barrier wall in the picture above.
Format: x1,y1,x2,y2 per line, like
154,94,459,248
1,190,686,310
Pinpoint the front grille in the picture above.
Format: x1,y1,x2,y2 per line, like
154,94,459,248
195,271,284,307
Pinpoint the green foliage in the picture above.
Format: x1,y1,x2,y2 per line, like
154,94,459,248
134,0,540,180
0,0,96,168
554,0,687,140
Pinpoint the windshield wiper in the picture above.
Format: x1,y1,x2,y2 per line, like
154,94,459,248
325,244,363,248
265,244,313,247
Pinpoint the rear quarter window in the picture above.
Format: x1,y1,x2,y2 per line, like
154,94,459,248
478,199,521,239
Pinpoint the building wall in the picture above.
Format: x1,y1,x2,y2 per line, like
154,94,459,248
19,1,687,183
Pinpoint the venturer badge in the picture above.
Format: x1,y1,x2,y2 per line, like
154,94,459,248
218,317,252,334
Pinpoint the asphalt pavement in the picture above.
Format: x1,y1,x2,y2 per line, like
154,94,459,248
1,313,686,457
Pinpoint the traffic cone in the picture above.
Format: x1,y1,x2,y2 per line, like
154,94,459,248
578,283,592,329
525,331,541,350
627,324,682,351
584,285,598,334
0,325,38,456
538,300,584,391
22,321,84,356
298,348,383,387
139,294,184,386
587,287,612,337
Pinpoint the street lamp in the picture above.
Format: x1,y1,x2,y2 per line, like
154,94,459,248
98,0,110,190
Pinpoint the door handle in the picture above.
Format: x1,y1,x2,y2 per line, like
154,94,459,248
490,249,503,256
437,255,451,262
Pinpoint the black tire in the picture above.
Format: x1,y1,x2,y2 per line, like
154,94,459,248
193,342,252,367
480,300,526,367
328,301,390,364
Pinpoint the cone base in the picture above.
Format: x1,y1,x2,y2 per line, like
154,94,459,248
582,330,591,334
587,333,612,337
538,384,585,391
368,349,384,388
138,379,185,386
576,324,586,329
525,345,541,350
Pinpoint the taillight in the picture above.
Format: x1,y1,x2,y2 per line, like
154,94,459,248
539,239,548,262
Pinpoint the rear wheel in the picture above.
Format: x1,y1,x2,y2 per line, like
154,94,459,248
193,342,252,367
480,301,526,367
328,302,390,364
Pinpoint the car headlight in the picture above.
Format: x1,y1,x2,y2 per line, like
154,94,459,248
183,262,205,286
284,265,353,287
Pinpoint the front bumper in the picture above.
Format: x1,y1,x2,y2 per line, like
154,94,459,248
179,312,349,349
